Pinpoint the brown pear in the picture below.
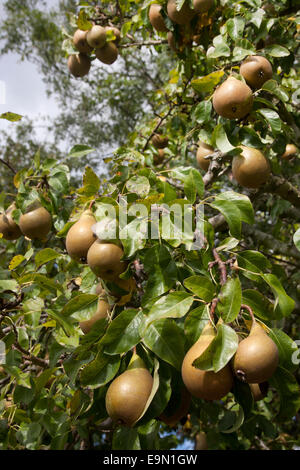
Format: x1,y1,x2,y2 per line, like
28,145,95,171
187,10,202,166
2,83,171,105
167,0,196,25
193,0,214,13
196,141,214,171
282,144,298,161
154,149,165,164
106,353,153,427
160,386,191,427
66,210,97,263
240,55,273,89
149,4,168,32
212,76,253,119
68,53,91,78
195,431,208,450
87,25,107,49
87,241,127,281
96,41,118,65
152,133,169,149
233,320,279,384
105,26,121,44
181,322,234,400
73,29,93,54
19,203,52,240
249,382,269,402
79,299,110,334
0,204,22,241
232,146,270,188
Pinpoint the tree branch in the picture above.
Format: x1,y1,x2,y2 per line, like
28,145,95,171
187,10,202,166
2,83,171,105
0,158,16,175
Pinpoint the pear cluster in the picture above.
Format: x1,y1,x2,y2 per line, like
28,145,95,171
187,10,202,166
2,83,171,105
0,202,52,242
181,317,279,403
149,1,214,52
68,25,121,78
65,209,137,334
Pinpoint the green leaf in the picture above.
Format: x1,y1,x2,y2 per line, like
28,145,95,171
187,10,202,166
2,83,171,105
191,71,224,94
135,359,160,424
239,127,264,148
101,310,143,355
77,166,100,197
293,228,300,251
218,277,242,323
192,100,212,124
262,80,289,103
269,329,299,372
232,381,253,419
242,289,274,321
142,319,185,370
210,199,242,239
142,245,177,305
126,176,150,198
0,112,23,122
212,323,239,373
184,305,211,347
263,274,295,318
61,294,98,318
232,39,255,61
80,350,120,388
270,367,300,421
0,279,19,292
207,35,230,58
143,292,194,330
218,406,244,434
213,124,235,153
257,108,282,134
35,248,59,268
112,427,141,450
184,169,204,202
264,45,290,57
184,275,215,302
226,17,245,40
19,273,63,293
237,250,269,283
67,145,95,159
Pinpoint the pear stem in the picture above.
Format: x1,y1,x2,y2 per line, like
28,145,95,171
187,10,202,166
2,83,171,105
89,200,96,210
240,304,255,323
210,297,219,322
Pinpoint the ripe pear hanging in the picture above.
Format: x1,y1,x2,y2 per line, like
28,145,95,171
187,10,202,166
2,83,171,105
0,204,22,241
87,240,127,281
212,76,253,119
19,203,52,240
79,298,110,334
66,210,97,263
181,322,233,400
105,353,153,427
233,319,279,384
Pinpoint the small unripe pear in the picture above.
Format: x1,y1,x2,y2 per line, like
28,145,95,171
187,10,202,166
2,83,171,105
106,353,153,427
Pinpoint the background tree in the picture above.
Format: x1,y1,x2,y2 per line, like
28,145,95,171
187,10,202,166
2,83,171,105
0,0,300,451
